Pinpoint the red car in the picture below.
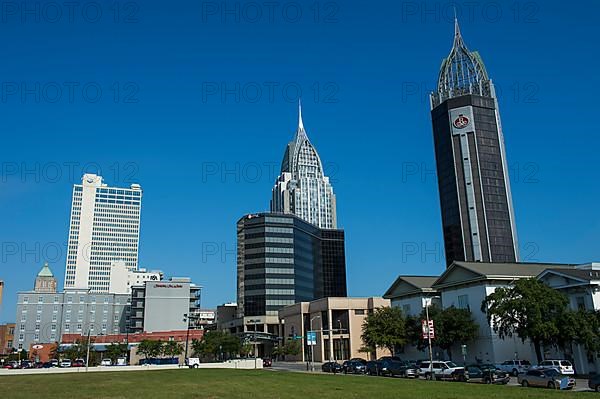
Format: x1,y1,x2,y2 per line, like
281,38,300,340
72,359,85,367
3,361,19,369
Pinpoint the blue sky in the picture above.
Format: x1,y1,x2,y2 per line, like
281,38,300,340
1,0,599,322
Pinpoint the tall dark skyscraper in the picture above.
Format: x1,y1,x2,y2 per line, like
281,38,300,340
430,19,519,266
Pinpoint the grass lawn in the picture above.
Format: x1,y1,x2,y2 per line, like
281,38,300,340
1,369,589,398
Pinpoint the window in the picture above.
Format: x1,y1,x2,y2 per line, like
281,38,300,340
576,296,586,310
23,296,29,304
457,295,469,310
354,309,365,315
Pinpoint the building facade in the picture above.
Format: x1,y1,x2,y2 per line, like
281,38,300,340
16,263,130,351
537,263,600,374
64,173,143,292
130,278,201,333
430,20,518,266
278,297,391,363
271,103,337,229
384,261,585,366
232,213,346,356
0,323,15,355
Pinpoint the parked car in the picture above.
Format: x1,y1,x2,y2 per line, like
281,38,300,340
100,358,112,366
116,357,127,366
419,360,468,381
466,364,510,384
42,362,54,368
72,359,85,367
321,361,342,373
496,359,531,376
588,374,600,392
394,361,419,378
3,361,19,369
379,360,415,378
349,358,367,365
537,360,575,375
342,360,366,374
518,368,575,389
378,356,402,362
365,360,383,376
263,358,272,367
60,359,72,368
50,359,59,367
20,360,33,369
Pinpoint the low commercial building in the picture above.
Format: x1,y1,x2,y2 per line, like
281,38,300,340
61,329,204,364
385,261,600,368
278,297,391,363
130,278,201,333
537,263,600,374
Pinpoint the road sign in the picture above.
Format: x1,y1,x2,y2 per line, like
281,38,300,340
307,331,317,346
422,319,435,339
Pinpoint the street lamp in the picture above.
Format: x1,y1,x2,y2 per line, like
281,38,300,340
183,313,199,366
309,315,320,372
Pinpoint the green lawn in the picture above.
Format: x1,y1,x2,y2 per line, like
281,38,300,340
1,369,589,399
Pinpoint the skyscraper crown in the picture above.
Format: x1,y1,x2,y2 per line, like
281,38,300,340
431,18,492,107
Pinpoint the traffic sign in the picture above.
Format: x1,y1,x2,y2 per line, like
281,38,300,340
307,331,317,346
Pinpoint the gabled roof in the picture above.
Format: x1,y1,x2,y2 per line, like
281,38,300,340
433,261,578,289
537,268,600,288
384,275,438,299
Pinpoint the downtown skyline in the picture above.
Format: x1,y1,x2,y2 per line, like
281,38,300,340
1,1,599,323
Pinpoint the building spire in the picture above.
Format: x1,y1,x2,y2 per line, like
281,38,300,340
453,12,464,49
298,98,304,131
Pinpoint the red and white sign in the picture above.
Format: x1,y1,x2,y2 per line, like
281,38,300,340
453,114,469,129
421,320,435,339
32,344,44,350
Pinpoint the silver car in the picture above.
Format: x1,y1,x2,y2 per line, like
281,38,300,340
518,368,575,390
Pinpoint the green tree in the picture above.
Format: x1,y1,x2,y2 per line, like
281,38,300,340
407,305,478,359
162,341,184,359
137,339,163,359
192,331,241,360
283,339,302,356
105,342,127,363
481,278,570,362
558,310,600,355
361,307,406,355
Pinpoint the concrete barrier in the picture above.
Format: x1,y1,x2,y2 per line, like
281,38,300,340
0,359,262,376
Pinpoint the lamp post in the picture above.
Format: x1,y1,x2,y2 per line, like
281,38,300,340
309,315,320,372
183,313,198,366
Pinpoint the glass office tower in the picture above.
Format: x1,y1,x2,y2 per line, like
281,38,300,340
237,213,347,318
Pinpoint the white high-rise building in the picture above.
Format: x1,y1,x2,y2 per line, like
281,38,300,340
271,103,337,229
64,174,142,293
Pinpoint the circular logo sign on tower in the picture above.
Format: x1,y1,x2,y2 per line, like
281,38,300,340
453,114,470,129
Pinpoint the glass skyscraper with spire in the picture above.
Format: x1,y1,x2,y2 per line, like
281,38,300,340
430,19,519,266
271,103,337,229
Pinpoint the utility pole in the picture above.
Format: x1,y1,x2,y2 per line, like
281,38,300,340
425,299,433,380
85,329,91,372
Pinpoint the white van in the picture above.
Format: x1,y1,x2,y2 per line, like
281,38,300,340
187,358,201,368
538,360,575,375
